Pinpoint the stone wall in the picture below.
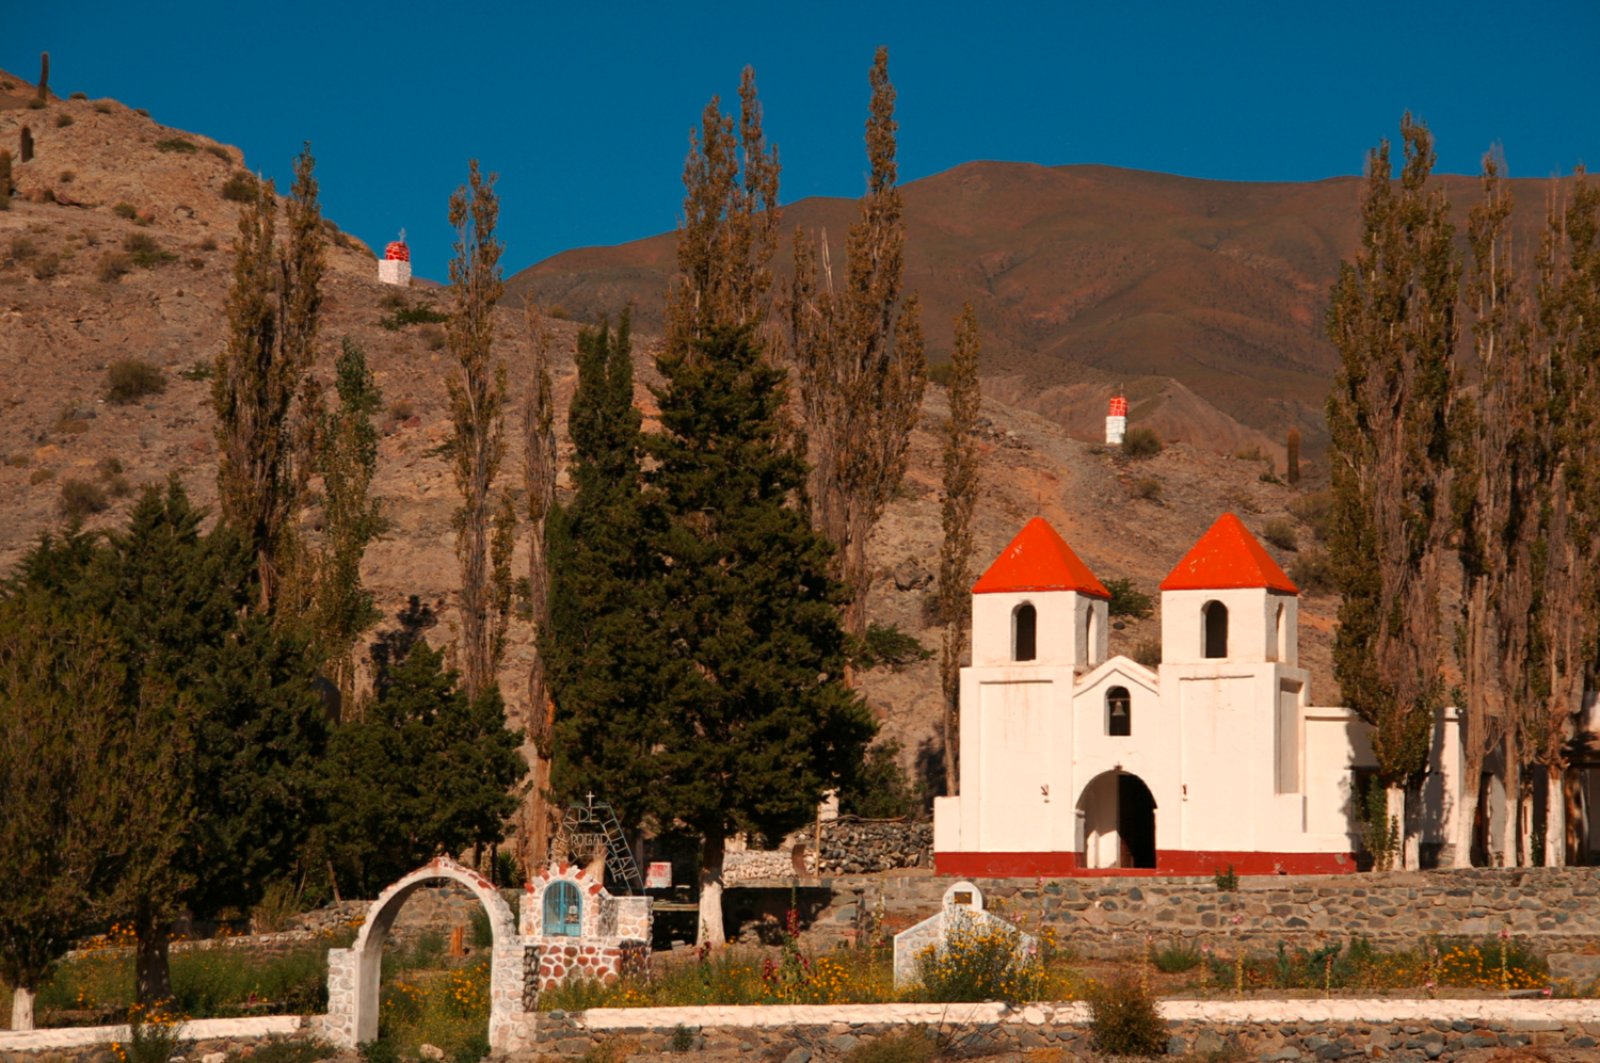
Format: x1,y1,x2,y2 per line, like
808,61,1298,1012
505,999,1600,1060
806,867,1600,956
817,820,931,875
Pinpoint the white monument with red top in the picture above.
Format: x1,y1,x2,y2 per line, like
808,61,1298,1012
1105,393,1128,445
378,230,411,287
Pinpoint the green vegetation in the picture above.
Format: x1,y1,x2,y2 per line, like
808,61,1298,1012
851,621,932,670
840,738,917,820
106,357,168,403
1104,577,1153,619
1120,427,1163,459
1152,940,1203,973
155,137,198,154
123,232,176,268
378,302,449,330
55,113,73,128
914,917,1052,1006
113,202,139,219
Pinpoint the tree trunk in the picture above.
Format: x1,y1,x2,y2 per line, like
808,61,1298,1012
1385,784,1407,870
527,751,552,867
1455,783,1480,869
696,830,727,946
134,907,172,1005
10,986,34,1031
1519,782,1533,867
1500,748,1520,867
1546,765,1567,867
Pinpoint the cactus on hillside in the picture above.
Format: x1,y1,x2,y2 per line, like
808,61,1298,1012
1286,427,1301,485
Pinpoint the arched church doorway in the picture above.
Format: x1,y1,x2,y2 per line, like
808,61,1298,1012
1076,770,1157,870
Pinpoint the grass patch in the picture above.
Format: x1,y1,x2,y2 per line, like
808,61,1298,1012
1121,427,1163,459
379,302,450,330
155,137,197,154
123,232,176,268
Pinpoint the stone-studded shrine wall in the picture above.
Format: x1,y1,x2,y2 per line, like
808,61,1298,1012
808,867,1600,955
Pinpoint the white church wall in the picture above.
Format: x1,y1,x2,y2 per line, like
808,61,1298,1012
1161,588,1296,666
1171,668,1273,849
954,664,1078,853
971,590,1103,669
1303,707,1373,840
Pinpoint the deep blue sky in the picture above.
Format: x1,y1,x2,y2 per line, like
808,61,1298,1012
9,1,1597,280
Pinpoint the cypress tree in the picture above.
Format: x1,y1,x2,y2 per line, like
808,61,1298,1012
324,639,525,896
936,304,981,795
648,327,874,944
1325,115,1458,869
546,314,666,841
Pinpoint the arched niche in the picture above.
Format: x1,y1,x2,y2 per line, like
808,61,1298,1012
1013,602,1037,662
1202,600,1229,659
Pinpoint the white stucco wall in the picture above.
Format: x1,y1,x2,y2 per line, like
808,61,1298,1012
971,589,1106,669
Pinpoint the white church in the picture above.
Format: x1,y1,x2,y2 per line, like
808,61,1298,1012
932,513,1465,876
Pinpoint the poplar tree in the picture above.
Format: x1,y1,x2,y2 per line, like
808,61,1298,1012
936,304,981,795
665,67,781,358
1325,115,1458,869
214,144,324,615
790,47,927,638
311,338,386,709
1452,151,1544,867
647,327,874,944
522,305,558,863
1530,171,1600,865
446,160,511,701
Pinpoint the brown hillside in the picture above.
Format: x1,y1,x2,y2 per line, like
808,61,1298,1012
507,159,1565,462
0,68,1347,789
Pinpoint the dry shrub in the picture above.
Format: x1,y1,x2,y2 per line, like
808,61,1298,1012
1086,972,1167,1057
106,358,167,403
1121,427,1163,459
97,252,132,282
58,478,109,521
1261,517,1298,552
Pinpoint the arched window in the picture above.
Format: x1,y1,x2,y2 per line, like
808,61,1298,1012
1202,600,1228,659
1106,686,1131,736
543,880,582,937
1013,602,1037,662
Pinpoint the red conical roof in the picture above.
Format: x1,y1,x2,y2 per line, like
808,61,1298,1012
972,517,1110,598
1159,512,1298,593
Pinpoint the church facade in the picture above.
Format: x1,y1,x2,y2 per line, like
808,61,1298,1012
932,514,1464,876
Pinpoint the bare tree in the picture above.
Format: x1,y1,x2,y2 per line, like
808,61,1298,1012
936,303,981,795
790,47,927,639
1326,116,1459,869
522,303,558,864
665,66,780,359
214,145,324,615
446,160,510,701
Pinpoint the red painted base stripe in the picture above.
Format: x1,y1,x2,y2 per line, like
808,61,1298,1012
933,849,1359,877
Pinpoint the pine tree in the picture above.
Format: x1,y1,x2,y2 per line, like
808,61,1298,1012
790,47,927,639
311,338,386,709
324,638,525,896
446,159,510,702
214,144,324,615
1325,115,1458,869
546,315,667,841
665,67,781,358
521,305,558,864
936,304,981,795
